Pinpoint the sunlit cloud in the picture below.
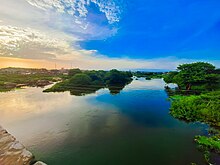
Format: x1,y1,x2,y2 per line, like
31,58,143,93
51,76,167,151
25,0,123,24
0,25,74,59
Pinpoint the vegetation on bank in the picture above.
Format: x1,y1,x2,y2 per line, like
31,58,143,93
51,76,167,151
44,69,133,96
0,73,62,92
0,67,163,94
170,91,220,126
195,135,220,154
195,133,220,164
164,62,220,164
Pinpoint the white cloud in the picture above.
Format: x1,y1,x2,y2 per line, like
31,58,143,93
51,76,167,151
0,25,75,59
0,0,118,40
25,0,123,24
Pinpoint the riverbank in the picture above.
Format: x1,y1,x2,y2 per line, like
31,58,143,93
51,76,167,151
0,125,46,165
168,92,220,164
163,62,220,164
0,73,62,92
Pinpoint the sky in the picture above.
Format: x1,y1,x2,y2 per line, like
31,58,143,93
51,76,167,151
0,0,220,70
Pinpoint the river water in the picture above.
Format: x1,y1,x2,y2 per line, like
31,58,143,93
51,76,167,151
0,79,208,165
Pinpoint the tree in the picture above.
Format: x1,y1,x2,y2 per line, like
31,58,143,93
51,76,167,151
68,68,82,77
44,69,133,96
84,70,104,85
164,62,218,90
163,71,178,84
176,62,215,90
104,69,132,85
69,74,92,86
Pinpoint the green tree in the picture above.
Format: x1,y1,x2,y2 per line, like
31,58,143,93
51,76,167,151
163,71,178,84
104,69,132,85
84,70,104,85
44,69,133,96
69,74,92,86
68,68,82,77
176,62,215,90
164,62,218,90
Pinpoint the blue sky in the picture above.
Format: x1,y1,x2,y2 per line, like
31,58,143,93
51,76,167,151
0,0,219,69
82,0,220,60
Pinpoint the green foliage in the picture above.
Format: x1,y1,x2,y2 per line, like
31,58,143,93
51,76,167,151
68,68,82,76
69,74,92,86
177,62,215,73
195,135,220,153
170,90,220,163
165,62,220,163
44,80,69,92
45,69,133,96
164,62,219,91
105,69,132,86
163,71,178,84
84,70,106,86
0,73,60,92
170,91,220,126
195,134,220,164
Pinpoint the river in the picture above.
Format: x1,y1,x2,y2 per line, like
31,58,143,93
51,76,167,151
0,78,208,165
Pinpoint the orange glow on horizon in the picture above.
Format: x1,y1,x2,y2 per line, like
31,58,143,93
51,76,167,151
0,57,69,69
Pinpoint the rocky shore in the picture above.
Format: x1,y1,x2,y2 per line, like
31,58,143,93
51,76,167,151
0,126,46,165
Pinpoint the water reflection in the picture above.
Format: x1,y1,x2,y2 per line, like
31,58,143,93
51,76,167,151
0,87,120,147
108,84,127,95
69,86,101,96
45,79,132,96
67,83,128,96
66,78,165,96
0,79,207,165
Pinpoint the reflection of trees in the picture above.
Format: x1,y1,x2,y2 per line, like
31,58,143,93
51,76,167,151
44,69,133,96
69,82,131,96
108,84,127,95
69,85,103,96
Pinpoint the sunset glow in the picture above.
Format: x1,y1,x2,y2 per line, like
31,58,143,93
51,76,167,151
0,57,69,69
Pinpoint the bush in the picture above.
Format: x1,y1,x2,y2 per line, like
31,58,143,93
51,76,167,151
170,91,220,126
69,74,92,86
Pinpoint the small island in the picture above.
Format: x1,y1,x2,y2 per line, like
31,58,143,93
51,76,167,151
44,69,133,95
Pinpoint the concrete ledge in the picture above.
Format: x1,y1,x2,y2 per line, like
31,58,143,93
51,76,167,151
0,126,46,165
33,161,47,165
